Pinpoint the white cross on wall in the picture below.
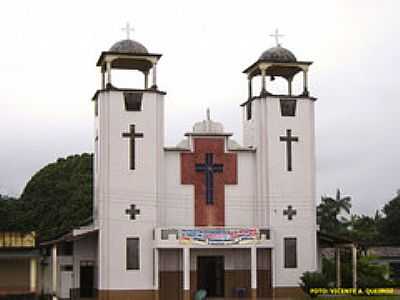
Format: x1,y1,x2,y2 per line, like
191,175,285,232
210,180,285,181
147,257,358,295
269,28,284,47
121,22,135,40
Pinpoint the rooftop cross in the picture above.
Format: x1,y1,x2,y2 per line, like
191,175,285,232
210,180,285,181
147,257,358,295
206,108,211,121
121,22,135,40
270,28,284,47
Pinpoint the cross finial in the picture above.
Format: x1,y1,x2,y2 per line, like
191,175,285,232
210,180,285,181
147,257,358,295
206,108,211,121
121,22,135,40
269,28,284,47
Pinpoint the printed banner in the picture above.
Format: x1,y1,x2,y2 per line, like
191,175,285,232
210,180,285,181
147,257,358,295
179,228,258,245
0,232,36,248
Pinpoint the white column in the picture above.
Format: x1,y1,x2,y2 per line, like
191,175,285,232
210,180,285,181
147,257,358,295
101,70,105,89
183,247,190,291
154,248,159,290
288,77,293,96
352,245,357,288
30,257,37,293
261,68,266,94
106,61,112,86
303,70,308,95
251,246,257,290
248,76,253,98
152,63,158,89
336,247,341,288
144,71,149,89
52,244,58,299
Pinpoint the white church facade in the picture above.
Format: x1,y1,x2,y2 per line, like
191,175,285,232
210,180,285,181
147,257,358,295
42,31,318,300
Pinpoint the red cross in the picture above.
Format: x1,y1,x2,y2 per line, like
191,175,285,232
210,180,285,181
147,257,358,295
181,138,237,226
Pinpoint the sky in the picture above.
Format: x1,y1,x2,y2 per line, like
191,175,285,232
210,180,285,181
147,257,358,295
0,0,399,216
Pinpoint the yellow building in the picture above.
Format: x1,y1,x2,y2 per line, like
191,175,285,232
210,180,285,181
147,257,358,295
0,232,39,297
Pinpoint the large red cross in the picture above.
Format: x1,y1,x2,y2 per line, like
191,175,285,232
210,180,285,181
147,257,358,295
181,138,237,226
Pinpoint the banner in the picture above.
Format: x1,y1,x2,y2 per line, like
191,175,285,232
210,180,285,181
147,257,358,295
0,232,36,248
179,228,258,245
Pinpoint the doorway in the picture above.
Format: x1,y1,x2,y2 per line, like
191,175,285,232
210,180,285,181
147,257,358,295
80,261,94,298
197,256,224,297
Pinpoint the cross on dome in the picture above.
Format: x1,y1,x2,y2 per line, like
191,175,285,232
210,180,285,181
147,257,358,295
269,28,284,47
206,108,211,121
121,22,135,40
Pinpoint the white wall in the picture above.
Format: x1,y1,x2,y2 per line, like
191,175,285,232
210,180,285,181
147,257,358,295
96,90,164,290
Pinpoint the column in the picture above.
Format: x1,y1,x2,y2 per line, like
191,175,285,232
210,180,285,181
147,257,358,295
260,68,266,95
302,70,309,96
248,76,253,99
144,71,149,89
288,77,293,96
106,61,112,86
154,248,159,300
152,63,158,89
251,246,257,299
183,247,190,300
52,244,58,299
30,257,37,293
336,247,341,288
352,245,357,288
101,69,105,89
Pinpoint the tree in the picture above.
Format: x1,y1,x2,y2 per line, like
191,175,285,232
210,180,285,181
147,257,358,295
348,214,380,251
317,189,351,236
379,191,400,245
0,194,24,231
20,153,93,241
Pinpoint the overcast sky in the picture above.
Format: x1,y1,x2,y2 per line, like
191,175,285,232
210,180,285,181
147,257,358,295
0,0,399,216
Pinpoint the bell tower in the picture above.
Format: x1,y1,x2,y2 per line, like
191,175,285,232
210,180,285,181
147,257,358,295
241,30,317,287
93,25,165,295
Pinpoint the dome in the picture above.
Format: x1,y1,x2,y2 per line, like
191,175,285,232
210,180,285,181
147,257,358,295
259,46,297,63
109,39,148,54
192,109,224,134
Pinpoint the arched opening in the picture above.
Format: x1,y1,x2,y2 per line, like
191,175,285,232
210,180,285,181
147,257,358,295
110,69,147,90
291,72,304,96
265,76,290,96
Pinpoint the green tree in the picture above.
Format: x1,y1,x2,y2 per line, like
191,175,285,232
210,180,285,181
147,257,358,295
348,214,380,251
317,189,351,236
20,153,93,241
379,191,400,245
0,194,24,231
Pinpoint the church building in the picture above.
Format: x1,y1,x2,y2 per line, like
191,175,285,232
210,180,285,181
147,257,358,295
44,28,318,300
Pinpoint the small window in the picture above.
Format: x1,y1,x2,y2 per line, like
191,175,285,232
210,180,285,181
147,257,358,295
284,237,297,268
124,92,143,111
246,101,252,120
280,99,297,117
390,262,400,280
61,265,73,272
127,238,140,270
58,242,73,256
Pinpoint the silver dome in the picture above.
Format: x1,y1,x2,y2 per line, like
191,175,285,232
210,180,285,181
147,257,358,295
109,39,148,54
259,46,297,63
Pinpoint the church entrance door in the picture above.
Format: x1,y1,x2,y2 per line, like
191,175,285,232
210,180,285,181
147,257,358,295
80,262,94,298
197,256,224,297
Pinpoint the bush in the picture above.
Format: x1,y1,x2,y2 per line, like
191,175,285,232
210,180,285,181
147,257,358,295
300,271,329,297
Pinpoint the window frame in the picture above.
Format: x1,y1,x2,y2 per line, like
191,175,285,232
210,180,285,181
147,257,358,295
284,237,297,268
280,99,297,117
126,237,140,270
